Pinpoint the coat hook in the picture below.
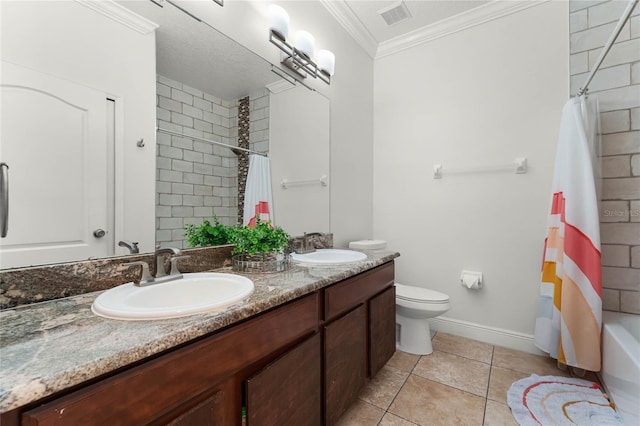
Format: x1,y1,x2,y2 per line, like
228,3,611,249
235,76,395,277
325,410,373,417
136,138,145,147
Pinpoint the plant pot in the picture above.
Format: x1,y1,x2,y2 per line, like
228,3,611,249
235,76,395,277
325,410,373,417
232,252,290,273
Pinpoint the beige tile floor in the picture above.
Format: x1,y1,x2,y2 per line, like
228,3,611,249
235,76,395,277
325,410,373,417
336,332,600,426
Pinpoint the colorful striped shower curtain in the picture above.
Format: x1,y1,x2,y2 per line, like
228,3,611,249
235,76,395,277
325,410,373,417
534,97,602,372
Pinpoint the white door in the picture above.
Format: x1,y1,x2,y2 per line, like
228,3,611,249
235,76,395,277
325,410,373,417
0,61,111,268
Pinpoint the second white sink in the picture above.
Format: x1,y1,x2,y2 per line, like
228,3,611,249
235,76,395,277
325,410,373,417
92,273,254,320
290,249,367,265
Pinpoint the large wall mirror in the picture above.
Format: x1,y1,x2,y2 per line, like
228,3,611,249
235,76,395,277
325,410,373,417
0,0,330,270
120,0,283,248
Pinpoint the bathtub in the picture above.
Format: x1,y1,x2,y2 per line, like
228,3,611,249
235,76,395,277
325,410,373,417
600,311,640,425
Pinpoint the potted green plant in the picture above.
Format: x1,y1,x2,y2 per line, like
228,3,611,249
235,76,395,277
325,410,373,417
184,216,233,247
228,218,291,272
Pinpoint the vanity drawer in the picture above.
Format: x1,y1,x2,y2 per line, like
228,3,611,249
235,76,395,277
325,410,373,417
23,293,319,426
324,262,394,321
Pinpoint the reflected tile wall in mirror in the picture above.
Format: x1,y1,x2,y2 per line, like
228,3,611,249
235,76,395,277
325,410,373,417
156,74,238,248
156,75,271,249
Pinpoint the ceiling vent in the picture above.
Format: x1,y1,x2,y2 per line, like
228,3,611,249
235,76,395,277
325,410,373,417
378,1,412,26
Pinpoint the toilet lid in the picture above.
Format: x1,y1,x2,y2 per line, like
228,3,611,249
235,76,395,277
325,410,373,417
395,283,449,304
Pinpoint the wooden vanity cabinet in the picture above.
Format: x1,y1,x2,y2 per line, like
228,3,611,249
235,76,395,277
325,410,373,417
323,262,396,425
8,261,396,426
21,293,319,426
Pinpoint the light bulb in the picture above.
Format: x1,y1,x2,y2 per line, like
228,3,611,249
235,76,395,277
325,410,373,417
295,30,315,59
268,5,289,40
317,49,335,76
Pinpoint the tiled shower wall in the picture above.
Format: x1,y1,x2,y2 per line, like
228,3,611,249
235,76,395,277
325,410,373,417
569,1,640,313
156,75,238,248
249,88,270,154
155,76,270,248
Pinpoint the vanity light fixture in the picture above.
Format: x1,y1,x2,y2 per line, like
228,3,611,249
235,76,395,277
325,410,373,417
268,4,335,85
151,0,223,9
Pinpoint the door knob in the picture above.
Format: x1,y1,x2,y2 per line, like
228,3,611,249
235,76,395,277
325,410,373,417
93,229,106,238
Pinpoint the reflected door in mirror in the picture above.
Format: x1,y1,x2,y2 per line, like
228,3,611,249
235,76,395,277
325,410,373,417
0,61,113,268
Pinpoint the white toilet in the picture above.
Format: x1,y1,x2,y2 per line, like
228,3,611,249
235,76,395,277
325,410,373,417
348,239,451,355
395,283,450,355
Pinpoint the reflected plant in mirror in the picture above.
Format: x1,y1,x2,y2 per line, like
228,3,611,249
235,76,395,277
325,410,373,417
184,217,233,248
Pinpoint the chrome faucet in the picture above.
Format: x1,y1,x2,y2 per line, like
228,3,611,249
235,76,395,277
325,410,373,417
293,232,322,254
118,240,139,254
154,247,181,278
123,247,189,287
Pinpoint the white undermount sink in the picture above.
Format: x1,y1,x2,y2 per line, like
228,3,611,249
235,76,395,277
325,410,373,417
290,249,367,265
91,273,254,320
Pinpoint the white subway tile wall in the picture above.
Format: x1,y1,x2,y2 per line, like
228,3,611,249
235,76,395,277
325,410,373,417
156,75,238,249
570,0,640,314
250,88,270,154
155,76,271,248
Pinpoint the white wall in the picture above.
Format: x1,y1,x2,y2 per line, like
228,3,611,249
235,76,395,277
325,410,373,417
373,2,569,350
1,1,157,254
270,86,330,236
184,0,375,247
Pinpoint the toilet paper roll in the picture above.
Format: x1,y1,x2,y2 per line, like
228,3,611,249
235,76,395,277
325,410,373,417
460,270,483,290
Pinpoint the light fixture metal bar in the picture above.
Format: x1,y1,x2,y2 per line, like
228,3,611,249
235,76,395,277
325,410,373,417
269,32,331,85
165,0,202,21
271,65,318,92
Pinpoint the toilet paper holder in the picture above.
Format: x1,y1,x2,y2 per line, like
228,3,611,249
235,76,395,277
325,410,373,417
460,270,483,290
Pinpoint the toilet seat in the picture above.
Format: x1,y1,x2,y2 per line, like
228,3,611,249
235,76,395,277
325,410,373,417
395,283,449,304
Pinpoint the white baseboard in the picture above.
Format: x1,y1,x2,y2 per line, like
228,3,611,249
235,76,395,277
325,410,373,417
429,316,546,356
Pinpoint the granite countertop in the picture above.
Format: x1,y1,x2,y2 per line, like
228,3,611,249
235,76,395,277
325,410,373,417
0,251,399,413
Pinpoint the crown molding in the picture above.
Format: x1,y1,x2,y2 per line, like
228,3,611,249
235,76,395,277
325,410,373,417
75,0,159,35
376,0,550,59
318,0,378,59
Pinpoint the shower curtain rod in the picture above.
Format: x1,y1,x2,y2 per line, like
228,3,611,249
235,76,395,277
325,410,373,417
577,0,638,96
156,127,267,157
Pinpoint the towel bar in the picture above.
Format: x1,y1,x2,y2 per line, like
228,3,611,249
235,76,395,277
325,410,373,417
433,157,527,179
281,175,328,189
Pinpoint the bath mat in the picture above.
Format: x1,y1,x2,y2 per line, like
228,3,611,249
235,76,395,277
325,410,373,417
506,374,623,425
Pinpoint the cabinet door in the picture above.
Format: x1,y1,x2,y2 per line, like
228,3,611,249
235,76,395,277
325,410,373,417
324,305,366,426
166,378,237,426
247,333,321,426
369,286,396,377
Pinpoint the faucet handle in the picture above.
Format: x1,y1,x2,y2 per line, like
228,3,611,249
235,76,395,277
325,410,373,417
169,255,191,276
122,261,153,285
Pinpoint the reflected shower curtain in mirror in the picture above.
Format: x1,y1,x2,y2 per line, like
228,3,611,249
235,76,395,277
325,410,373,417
243,155,274,227
534,96,602,372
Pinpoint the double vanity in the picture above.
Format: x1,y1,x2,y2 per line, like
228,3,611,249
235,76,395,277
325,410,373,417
0,249,399,425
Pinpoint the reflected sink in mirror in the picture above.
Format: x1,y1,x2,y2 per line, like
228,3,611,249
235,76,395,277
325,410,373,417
91,273,254,320
290,249,367,265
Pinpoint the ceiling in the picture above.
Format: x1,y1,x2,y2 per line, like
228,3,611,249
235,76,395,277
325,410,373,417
343,0,490,44
320,0,511,58
118,0,518,97
118,0,280,101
